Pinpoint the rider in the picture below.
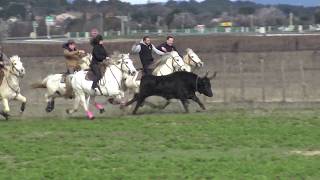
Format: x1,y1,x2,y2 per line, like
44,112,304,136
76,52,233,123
90,34,109,91
0,45,9,69
0,45,9,84
63,39,85,75
157,35,182,57
132,36,165,75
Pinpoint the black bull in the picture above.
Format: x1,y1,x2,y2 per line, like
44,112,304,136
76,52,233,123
125,71,216,114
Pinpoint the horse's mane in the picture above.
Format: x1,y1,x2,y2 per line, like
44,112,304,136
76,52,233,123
151,52,174,68
10,55,20,62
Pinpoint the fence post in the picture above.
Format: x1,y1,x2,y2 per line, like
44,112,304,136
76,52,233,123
281,59,286,102
300,59,307,101
260,58,266,102
222,55,227,103
239,58,245,101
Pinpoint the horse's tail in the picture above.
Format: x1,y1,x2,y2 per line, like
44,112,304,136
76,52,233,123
30,76,48,89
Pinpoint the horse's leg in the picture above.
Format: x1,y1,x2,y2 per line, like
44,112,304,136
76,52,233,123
15,94,27,113
80,94,94,120
45,91,56,112
92,96,105,114
66,95,80,114
1,98,10,120
191,95,206,110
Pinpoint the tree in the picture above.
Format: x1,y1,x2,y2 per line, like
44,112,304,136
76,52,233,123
315,10,320,24
238,7,255,15
170,12,197,29
0,20,8,42
255,7,286,26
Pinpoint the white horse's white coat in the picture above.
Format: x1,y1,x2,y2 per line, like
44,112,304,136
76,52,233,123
152,51,185,76
66,54,137,119
0,56,26,119
31,53,92,112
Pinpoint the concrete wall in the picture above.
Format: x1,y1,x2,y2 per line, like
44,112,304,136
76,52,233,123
2,35,320,117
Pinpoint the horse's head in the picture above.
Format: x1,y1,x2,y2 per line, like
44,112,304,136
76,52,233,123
185,48,204,68
168,51,185,71
79,53,92,70
9,55,25,78
116,53,137,76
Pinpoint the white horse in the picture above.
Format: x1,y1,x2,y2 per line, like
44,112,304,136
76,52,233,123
0,55,26,120
66,53,137,119
152,51,185,76
31,53,92,112
182,48,204,72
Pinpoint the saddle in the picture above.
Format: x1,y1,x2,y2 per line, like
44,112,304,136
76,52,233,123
85,63,107,81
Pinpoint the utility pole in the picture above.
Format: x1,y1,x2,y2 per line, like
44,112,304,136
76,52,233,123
289,12,294,26
115,16,128,36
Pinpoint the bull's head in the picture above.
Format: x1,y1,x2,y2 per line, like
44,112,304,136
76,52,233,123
197,71,217,97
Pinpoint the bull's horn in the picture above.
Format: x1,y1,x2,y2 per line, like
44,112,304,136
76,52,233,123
208,72,217,80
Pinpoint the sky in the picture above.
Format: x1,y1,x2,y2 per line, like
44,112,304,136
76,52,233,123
119,0,319,7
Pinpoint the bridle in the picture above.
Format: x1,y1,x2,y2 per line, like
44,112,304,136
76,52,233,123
186,53,202,68
4,61,22,98
160,54,184,75
9,61,24,78
108,56,135,89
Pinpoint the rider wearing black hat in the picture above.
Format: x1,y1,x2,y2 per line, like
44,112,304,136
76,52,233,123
90,34,109,90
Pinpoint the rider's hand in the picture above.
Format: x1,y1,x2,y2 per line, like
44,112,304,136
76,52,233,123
161,47,167,52
79,50,85,54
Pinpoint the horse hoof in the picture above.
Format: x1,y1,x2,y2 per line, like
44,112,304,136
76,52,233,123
20,102,26,113
0,111,9,120
99,109,105,114
66,109,71,114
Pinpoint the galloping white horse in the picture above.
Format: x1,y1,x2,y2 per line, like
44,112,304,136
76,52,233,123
0,56,26,120
31,53,92,112
66,53,137,119
152,51,185,76
182,48,204,72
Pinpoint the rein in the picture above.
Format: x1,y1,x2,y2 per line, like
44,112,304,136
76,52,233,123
159,55,183,75
106,57,131,89
5,73,20,99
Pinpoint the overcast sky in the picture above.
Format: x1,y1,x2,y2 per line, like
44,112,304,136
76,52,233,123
118,0,318,6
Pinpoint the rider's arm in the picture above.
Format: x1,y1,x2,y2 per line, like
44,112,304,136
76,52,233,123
1,53,10,65
92,46,107,62
64,49,80,58
152,45,165,55
132,43,141,53
173,46,183,57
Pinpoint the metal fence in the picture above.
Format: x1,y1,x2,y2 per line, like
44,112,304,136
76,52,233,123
67,25,320,39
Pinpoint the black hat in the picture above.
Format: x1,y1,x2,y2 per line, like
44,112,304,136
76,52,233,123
91,34,103,46
67,39,75,45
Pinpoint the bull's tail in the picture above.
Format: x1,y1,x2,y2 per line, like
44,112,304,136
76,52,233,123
31,76,49,89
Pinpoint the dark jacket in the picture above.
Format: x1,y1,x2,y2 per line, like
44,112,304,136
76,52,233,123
91,44,108,65
157,43,181,57
139,43,154,66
